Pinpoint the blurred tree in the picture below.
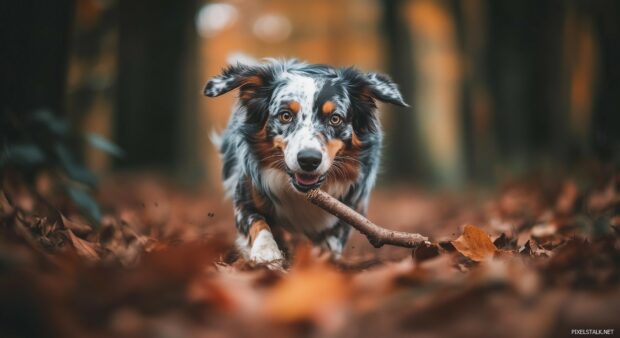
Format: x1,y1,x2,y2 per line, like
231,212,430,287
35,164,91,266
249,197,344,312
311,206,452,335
484,0,619,173
451,0,495,183
116,0,198,173
381,0,425,182
1,0,123,223
1,0,74,116
453,0,568,180
487,1,545,173
66,0,119,173
403,0,465,187
590,0,620,164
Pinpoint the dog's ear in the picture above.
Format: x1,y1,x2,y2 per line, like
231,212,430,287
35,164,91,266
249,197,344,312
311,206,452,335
364,72,408,107
340,68,408,133
205,63,273,126
341,68,408,107
203,63,264,101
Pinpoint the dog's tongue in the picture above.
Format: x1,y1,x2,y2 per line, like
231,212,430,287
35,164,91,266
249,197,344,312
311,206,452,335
295,173,320,186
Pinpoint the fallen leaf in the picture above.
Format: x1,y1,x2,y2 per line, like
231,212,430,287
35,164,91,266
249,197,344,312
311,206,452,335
555,180,579,214
494,249,515,259
61,214,92,235
519,240,551,258
66,229,100,261
0,190,14,214
263,259,349,328
531,223,557,238
587,180,620,211
451,224,498,262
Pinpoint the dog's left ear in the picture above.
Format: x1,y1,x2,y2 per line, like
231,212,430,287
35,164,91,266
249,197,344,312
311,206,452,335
203,63,263,100
364,72,408,107
342,68,408,133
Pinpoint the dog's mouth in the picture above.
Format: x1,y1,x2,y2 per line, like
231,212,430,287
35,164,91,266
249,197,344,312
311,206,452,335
290,172,325,192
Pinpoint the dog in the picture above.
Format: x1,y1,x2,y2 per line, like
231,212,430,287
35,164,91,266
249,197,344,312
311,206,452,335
204,59,407,266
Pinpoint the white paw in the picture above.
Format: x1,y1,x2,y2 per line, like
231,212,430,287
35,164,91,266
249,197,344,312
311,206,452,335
324,236,344,258
250,230,284,266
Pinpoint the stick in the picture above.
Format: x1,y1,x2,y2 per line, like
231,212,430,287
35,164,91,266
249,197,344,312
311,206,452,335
306,189,429,248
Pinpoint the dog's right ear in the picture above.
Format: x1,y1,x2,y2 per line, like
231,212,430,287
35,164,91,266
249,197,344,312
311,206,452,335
203,63,263,100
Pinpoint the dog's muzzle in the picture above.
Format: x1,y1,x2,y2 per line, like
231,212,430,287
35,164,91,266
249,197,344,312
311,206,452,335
288,172,326,192
285,148,325,192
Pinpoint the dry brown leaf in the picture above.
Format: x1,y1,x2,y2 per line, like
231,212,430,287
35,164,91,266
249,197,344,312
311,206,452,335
61,214,92,235
519,240,551,258
66,229,100,261
263,260,349,326
555,180,579,214
587,181,620,211
0,190,14,214
531,222,557,238
451,224,498,262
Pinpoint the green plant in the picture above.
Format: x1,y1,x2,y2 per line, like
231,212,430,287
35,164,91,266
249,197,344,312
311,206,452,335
0,109,123,224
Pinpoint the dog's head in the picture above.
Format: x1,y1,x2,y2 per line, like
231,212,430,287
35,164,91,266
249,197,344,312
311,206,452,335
205,59,407,193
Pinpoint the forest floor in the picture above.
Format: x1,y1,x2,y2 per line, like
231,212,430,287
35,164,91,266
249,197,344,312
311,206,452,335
1,166,619,338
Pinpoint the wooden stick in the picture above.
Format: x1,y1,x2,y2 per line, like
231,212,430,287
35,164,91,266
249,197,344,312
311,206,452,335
306,189,429,248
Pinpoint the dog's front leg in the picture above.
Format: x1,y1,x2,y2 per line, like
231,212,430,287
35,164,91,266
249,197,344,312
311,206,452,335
234,181,283,267
247,219,284,265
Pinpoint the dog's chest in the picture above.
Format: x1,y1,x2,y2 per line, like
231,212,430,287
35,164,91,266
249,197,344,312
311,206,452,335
260,169,350,237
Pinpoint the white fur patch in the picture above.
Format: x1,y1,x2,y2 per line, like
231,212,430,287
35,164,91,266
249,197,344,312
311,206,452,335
271,73,329,174
235,234,251,259
249,230,283,263
325,236,344,257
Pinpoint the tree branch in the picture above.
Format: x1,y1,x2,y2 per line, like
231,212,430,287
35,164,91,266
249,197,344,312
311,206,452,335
306,189,429,248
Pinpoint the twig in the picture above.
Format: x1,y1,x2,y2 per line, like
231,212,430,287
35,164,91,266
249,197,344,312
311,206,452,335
306,189,429,248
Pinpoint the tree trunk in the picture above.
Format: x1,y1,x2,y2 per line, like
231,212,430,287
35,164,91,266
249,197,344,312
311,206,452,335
116,0,197,171
1,0,75,116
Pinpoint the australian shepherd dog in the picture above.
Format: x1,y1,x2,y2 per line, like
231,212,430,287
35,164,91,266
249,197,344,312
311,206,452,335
204,59,407,267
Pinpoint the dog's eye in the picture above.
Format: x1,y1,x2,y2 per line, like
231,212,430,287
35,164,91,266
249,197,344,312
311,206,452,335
329,114,343,126
278,111,293,123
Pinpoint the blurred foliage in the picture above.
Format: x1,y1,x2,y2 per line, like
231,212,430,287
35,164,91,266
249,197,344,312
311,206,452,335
0,109,123,224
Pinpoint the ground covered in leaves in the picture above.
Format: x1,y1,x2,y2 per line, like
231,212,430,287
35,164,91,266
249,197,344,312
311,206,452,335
1,168,619,338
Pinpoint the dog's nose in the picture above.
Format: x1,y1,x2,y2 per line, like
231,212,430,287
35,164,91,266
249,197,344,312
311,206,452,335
297,149,322,172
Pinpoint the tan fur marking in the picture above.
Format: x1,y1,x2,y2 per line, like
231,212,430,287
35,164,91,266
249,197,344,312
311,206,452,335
324,136,361,185
326,139,344,160
274,135,286,150
361,87,374,101
288,101,301,114
251,184,274,215
322,101,335,115
244,75,262,87
253,127,284,170
351,131,362,148
248,219,271,245
239,76,263,101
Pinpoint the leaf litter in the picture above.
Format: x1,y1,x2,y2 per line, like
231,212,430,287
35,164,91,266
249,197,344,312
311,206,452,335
0,170,619,338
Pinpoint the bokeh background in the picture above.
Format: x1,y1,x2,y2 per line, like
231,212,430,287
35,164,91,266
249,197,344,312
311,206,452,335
2,2,620,337
3,0,620,190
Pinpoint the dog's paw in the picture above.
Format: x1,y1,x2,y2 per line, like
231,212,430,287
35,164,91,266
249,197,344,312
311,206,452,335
250,230,284,269
312,236,344,263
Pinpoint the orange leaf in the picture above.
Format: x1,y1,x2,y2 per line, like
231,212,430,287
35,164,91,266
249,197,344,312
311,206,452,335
263,262,349,325
451,224,497,262
67,229,100,262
